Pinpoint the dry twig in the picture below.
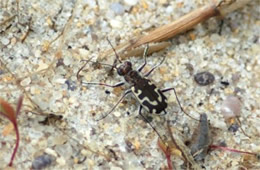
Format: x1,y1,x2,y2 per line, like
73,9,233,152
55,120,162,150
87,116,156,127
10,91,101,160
99,0,251,60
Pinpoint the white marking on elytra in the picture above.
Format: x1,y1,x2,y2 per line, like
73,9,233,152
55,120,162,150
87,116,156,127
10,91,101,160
131,87,159,107
147,81,163,102
154,88,162,102
148,81,153,85
140,97,158,106
143,105,151,112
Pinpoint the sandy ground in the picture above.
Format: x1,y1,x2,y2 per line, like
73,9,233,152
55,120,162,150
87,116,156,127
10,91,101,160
0,0,259,169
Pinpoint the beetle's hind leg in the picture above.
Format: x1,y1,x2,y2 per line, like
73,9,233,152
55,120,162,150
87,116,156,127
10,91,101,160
162,88,199,121
138,105,165,141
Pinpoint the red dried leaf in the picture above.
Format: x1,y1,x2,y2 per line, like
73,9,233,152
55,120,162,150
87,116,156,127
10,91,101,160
158,139,173,170
210,145,257,156
0,96,23,167
0,98,16,122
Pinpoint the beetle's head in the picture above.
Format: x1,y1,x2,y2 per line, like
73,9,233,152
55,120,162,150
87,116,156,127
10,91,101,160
117,61,132,76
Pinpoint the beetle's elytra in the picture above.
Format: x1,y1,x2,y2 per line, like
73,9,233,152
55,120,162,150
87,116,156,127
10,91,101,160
131,79,167,115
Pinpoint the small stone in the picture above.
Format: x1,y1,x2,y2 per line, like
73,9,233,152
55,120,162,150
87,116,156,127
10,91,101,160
54,78,67,84
63,56,73,66
65,80,77,91
257,154,260,160
220,81,229,87
44,148,58,157
221,95,242,119
111,167,123,170
10,37,17,45
56,156,66,166
228,123,239,132
110,19,123,28
114,111,121,117
20,77,31,86
110,3,125,15
166,6,173,14
32,154,54,170
210,33,221,42
194,71,215,86
52,135,68,146
124,0,138,6
159,0,168,5
37,61,49,71
1,37,10,45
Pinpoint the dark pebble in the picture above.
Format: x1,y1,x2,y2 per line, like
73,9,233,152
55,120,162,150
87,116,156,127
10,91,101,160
105,90,111,94
32,154,53,170
219,140,227,147
228,124,239,132
65,80,77,91
256,153,260,160
194,71,215,86
220,81,229,87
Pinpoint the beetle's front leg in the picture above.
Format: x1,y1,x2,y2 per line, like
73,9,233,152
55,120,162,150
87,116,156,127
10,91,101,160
95,89,132,121
82,81,125,88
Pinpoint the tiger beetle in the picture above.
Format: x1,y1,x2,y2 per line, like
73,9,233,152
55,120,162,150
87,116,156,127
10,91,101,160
77,39,197,140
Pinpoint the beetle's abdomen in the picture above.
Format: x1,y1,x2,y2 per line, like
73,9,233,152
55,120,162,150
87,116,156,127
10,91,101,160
131,79,167,114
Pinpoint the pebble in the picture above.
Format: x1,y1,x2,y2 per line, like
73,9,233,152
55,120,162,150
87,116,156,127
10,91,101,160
194,71,215,86
1,37,10,45
114,111,121,117
221,95,241,119
63,56,73,66
124,0,138,6
32,154,54,170
37,62,49,71
44,148,58,157
20,77,31,86
110,3,125,15
56,156,66,166
65,79,77,91
228,123,239,132
111,167,123,170
110,19,123,28
166,6,174,14
210,33,221,42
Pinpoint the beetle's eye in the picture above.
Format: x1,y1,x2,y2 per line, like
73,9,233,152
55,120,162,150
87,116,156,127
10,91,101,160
126,61,132,67
117,66,124,75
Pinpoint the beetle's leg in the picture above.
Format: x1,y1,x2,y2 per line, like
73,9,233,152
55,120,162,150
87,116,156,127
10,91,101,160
95,89,132,121
144,54,166,77
162,87,199,121
137,44,149,72
138,105,164,141
82,81,125,88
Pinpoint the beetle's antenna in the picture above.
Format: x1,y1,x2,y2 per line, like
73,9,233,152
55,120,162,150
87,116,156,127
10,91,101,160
77,57,94,81
77,58,115,82
81,59,114,68
106,37,122,63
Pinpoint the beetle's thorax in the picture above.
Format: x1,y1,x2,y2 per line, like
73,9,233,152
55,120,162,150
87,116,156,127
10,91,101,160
124,70,142,84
